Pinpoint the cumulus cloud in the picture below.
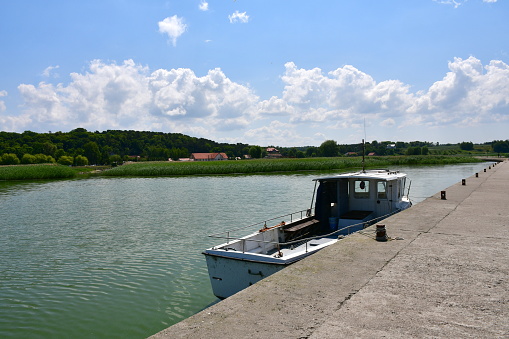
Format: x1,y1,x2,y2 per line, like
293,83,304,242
272,62,414,125
158,15,187,46
8,57,509,144
17,59,259,133
407,56,509,126
228,11,249,23
257,57,509,131
199,1,209,11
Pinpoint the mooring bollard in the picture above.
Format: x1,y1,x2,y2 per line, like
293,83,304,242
484,168,487,172
462,179,466,185
376,224,388,242
441,191,446,200
476,173,478,177
489,166,491,169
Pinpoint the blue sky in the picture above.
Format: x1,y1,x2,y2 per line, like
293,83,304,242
1,0,508,146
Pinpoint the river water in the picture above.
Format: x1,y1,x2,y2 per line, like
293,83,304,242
0,162,491,338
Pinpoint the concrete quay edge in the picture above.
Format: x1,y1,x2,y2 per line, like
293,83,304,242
150,160,508,339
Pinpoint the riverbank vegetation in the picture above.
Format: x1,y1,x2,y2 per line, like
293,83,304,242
0,155,488,180
0,164,78,180
102,155,483,177
0,128,504,180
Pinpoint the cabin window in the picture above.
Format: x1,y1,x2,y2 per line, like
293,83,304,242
398,178,406,198
377,182,387,199
354,180,369,199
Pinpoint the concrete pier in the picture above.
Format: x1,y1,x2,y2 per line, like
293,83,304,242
151,160,508,338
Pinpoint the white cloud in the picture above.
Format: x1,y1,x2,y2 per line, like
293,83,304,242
434,0,497,8
0,90,7,112
258,57,509,132
257,96,295,116
433,0,464,8
380,118,396,127
42,65,60,78
407,57,509,126
199,1,209,11
275,62,414,124
158,15,187,46
8,57,509,145
228,11,249,24
0,113,33,132
17,59,259,134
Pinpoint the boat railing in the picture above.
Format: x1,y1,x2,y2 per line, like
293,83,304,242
281,209,401,253
207,208,314,244
209,208,401,254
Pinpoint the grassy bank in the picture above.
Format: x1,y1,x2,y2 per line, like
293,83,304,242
0,164,78,180
0,156,485,180
102,155,483,177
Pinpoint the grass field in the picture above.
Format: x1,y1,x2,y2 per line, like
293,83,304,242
101,155,483,177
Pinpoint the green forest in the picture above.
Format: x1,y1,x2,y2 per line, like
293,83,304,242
0,128,250,165
0,128,508,166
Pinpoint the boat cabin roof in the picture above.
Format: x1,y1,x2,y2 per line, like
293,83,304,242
314,169,406,182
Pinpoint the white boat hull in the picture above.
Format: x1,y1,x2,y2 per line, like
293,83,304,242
204,253,286,299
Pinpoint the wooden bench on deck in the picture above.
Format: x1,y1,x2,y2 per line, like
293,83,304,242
283,218,320,241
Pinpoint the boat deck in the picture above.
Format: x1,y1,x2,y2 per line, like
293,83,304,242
269,236,338,257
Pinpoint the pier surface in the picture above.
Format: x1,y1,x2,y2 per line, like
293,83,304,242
151,161,508,338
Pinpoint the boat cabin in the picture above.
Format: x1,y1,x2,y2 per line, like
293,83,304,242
313,169,409,234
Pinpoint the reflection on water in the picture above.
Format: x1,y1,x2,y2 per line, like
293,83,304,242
0,162,492,338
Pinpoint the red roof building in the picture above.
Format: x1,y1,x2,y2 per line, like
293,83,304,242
190,152,228,161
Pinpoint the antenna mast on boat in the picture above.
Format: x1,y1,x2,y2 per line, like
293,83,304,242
362,118,366,173
362,138,365,173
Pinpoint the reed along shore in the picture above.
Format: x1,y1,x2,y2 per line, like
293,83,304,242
102,155,483,177
0,156,484,180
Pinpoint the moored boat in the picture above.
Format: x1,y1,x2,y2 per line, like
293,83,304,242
203,169,412,299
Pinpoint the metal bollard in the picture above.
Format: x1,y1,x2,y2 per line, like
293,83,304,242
441,191,446,200
476,173,478,177
462,179,466,185
376,224,388,242
484,168,486,172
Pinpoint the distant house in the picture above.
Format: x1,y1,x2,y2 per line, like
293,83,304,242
190,152,228,161
266,147,282,158
344,152,358,156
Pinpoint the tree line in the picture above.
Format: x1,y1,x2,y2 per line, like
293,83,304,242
0,128,506,166
0,128,251,165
